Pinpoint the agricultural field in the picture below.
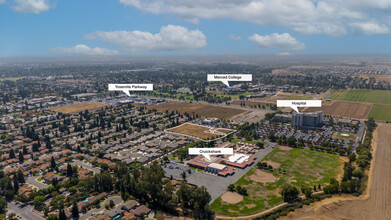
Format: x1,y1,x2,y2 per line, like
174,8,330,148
368,104,391,121
165,123,233,140
358,74,391,83
211,147,343,216
52,102,110,114
146,101,248,120
305,100,372,119
329,89,391,104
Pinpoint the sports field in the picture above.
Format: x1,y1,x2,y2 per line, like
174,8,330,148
330,90,391,104
211,147,342,216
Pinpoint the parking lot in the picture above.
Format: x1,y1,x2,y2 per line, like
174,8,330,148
162,163,196,180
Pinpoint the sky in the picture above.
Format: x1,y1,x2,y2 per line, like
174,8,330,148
1,0,391,57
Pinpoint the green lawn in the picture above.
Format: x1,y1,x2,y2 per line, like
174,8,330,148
211,147,342,216
334,132,356,140
3,77,23,82
330,89,391,104
368,104,391,121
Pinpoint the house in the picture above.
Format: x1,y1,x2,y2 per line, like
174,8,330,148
122,212,136,220
121,200,139,211
18,184,33,198
132,205,151,217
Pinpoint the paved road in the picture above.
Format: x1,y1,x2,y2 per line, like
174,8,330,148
187,145,274,203
80,196,122,220
353,120,365,151
26,176,49,190
71,160,101,174
7,202,44,220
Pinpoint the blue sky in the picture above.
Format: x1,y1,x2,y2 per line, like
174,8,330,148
1,0,391,57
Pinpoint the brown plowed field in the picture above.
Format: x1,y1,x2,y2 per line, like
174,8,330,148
52,102,110,114
146,101,247,120
281,124,391,220
304,100,372,119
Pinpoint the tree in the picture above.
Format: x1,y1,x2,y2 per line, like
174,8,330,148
181,171,187,180
280,185,300,202
17,169,25,184
66,163,73,177
109,200,115,208
177,184,193,208
0,196,7,214
58,208,67,220
228,184,235,192
304,188,312,199
50,156,56,169
71,201,79,218
18,152,24,163
33,196,46,209
9,149,15,159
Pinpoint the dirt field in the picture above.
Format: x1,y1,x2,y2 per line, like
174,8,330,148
304,100,372,119
281,124,391,220
278,146,293,151
359,74,391,83
52,102,110,114
230,109,270,123
266,160,281,168
221,191,244,204
146,101,247,120
248,169,278,183
166,123,232,140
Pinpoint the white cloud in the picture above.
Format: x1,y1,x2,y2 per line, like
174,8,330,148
49,44,119,56
229,34,242,41
12,0,54,14
0,0,6,4
84,25,206,52
119,0,391,36
349,22,390,35
277,52,291,56
249,33,305,51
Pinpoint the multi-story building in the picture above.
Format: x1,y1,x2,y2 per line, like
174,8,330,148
292,111,323,128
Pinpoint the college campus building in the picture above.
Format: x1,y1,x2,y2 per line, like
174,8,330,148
291,111,323,128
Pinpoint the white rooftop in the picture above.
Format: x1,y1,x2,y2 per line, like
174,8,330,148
228,153,250,164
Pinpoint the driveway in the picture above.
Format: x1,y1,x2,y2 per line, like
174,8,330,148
7,202,44,220
71,160,101,174
80,196,122,220
26,176,49,190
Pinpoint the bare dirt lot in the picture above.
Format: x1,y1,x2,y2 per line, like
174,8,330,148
359,74,391,83
248,169,278,183
266,160,281,169
278,146,293,151
166,123,232,140
146,101,247,120
304,100,372,119
221,191,244,204
281,124,391,220
52,102,110,114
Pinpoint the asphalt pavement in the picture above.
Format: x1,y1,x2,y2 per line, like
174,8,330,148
7,202,44,220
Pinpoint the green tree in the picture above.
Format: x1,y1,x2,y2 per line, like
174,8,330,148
9,149,15,159
18,152,24,163
33,196,46,209
280,185,300,202
71,201,79,218
0,196,7,214
50,156,56,169
66,163,73,177
17,169,25,184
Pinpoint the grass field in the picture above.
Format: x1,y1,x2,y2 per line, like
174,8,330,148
330,90,391,104
368,104,391,121
3,77,23,82
52,102,110,114
334,132,356,140
146,101,248,120
305,100,372,119
211,147,342,216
